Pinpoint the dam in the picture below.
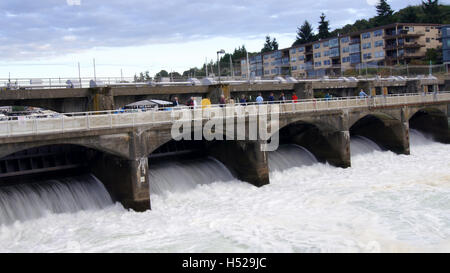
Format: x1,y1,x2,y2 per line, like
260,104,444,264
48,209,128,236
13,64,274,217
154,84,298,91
0,92,449,214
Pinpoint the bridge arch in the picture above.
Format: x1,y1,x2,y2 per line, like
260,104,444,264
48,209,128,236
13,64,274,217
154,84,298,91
408,107,449,143
143,127,269,188
349,113,409,154
270,118,351,168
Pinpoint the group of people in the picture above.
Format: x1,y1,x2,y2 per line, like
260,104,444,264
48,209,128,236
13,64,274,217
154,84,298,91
236,92,300,105
171,89,370,108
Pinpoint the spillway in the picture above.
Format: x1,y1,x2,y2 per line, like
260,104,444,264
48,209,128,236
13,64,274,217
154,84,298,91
0,174,113,225
268,144,318,172
149,157,235,195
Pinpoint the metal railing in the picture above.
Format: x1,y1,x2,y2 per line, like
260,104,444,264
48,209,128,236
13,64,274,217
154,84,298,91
0,92,449,138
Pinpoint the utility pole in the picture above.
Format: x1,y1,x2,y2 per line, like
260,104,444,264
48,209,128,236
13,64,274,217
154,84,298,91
78,62,81,87
229,55,233,78
93,58,97,82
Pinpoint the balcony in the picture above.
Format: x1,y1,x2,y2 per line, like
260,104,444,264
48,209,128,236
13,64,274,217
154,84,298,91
384,30,425,40
384,42,424,51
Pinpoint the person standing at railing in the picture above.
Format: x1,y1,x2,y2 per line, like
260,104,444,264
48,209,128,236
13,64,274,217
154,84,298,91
279,92,286,103
291,92,299,103
359,89,369,98
268,93,275,104
239,94,248,106
256,93,264,104
172,96,180,107
186,97,194,109
219,94,226,107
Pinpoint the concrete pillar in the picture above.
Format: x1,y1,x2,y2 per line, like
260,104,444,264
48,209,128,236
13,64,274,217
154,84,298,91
293,82,314,99
406,80,421,94
87,87,115,111
207,140,269,187
90,154,151,211
207,84,228,104
291,129,351,168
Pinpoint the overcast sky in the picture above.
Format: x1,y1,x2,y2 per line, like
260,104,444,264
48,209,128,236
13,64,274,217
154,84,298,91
0,0,447,79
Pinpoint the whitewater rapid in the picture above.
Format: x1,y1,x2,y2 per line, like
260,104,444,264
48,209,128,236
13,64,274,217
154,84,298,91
0,130,449,252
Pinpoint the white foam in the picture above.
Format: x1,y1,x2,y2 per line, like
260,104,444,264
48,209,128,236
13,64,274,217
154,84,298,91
0,133,449,252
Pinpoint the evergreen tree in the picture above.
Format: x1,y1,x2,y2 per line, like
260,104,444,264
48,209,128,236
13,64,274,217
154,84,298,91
375,0,394,26
317,13,330,39
262,36,272,53
293,20,317,46
422,0,441,23
271,38,279,51
262,36,279,52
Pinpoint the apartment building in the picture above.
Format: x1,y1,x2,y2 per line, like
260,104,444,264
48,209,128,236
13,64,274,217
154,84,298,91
442,25,450,68
240,23,442,78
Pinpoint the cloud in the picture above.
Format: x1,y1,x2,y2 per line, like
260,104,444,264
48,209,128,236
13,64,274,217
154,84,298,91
0,0,421,61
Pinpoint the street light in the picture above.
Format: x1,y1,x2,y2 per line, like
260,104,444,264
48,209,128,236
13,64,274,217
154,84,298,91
217,49,225,83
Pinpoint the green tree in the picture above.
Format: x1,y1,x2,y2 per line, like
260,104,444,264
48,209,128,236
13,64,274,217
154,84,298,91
399,6,419,23
262,36,278,53
317,13,331,39
155,70,169,79
293,20,317,46
375,0,394,26
271,38,279,51
424,47,443,64
422,0,441,23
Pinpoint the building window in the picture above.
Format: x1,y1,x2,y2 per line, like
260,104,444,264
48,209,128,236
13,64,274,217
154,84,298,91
298,47,305,52
323,41,329,47
314,61,322,67
426,38,430,43
291,57,297,62
324,50,330,56
298,55,305,61
342,56,350,63
350,53,360,64
374,51,384,58
362,42,372,49
374,40,383,47
342,46,350,53
363,53,372,60
374,29,383,36
349,44,360,53
241,60,246,65
329,38,339,48
314,43,320,49
290,48,296,54
314,52,321,58
340,37,350,43
362,32,371,39
323,60,331,65
292,66,297,71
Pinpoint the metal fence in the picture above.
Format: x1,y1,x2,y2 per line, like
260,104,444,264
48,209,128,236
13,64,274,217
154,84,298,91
0,92,449,138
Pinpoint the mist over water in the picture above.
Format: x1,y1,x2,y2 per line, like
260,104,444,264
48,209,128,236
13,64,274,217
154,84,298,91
0,130,449,252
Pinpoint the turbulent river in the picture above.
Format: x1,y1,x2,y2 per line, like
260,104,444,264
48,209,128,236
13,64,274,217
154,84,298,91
0,130,449,252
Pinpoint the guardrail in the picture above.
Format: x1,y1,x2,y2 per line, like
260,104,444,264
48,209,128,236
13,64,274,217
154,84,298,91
0,92,449,138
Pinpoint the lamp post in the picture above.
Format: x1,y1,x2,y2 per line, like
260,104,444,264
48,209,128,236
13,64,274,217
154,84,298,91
217,49,225,83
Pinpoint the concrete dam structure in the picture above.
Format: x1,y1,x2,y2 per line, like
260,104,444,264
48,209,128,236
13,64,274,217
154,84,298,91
0,92,449,212
0,77,446,113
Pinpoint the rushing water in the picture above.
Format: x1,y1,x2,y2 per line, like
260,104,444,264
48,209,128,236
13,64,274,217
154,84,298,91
0,130,449,252
0,174,112,225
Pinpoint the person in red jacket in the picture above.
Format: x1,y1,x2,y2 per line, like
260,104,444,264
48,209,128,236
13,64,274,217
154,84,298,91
291,92,299,103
